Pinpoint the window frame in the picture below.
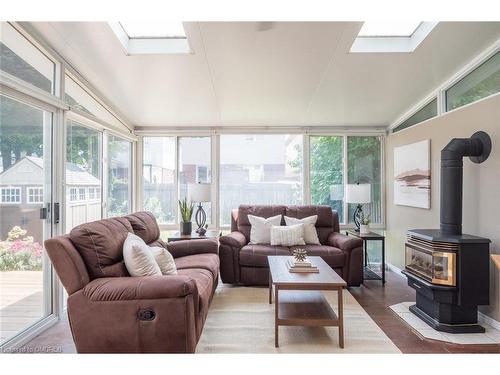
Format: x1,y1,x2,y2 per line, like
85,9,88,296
444,51,500,112
26,186,44,204
390,40,500,132
218,133,305,228
69,187,78,202
137,130,385,231
0,22,59,96
105,133,133,218
0,21,137,351
392,97,438,133
1,187,22,204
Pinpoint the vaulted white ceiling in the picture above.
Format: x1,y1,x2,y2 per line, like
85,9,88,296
27,21,500,128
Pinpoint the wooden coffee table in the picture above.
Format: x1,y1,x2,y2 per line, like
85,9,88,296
268,256,347,348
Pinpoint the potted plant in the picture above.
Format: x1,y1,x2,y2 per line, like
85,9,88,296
359,211,371,234
178,198,194,235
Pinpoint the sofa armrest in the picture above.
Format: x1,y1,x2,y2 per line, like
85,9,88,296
219,231,247,249
83,275,197,302
328,232,362,252
219,231,247,284
166,238,219,258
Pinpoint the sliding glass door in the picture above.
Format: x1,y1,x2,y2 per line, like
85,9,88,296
107,135,132,217
65,120,103,233
0,95,53,345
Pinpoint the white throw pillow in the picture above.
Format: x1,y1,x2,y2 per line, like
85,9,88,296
270,224,306,246
150,246,177,275
248,214,282,244
284,215,320,245
123,233,162,277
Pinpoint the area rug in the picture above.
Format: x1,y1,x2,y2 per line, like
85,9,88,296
196,285,401,353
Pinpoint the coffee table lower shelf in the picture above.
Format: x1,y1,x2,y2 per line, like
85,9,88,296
271,288,344,348
277,290,339,326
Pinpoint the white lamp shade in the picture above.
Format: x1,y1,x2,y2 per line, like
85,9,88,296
345,184,371,204
187,183,211,202
329,184,344,201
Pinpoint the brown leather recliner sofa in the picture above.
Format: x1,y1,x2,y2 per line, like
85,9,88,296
219,205,363,286
44,211,219,353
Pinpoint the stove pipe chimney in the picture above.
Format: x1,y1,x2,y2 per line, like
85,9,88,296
440,131,492,235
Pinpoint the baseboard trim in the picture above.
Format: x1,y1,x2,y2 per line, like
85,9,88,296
478,311,500,331
387,263,406,278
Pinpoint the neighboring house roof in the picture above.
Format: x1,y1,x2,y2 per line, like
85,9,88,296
66,162,101,186
0,156,100,186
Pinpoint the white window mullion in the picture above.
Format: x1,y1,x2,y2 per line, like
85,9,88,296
211,133,219,229
342,135,348,226
174,136,179,225
303,133,311,205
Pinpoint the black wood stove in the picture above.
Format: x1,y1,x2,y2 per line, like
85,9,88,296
402,131,492,333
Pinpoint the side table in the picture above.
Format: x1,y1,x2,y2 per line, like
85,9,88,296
167,230,221,242
345,230,386,284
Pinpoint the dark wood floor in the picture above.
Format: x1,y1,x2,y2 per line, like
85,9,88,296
18,269,500,353
349,270,500,353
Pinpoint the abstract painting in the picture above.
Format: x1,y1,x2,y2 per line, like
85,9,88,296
394,139,430,209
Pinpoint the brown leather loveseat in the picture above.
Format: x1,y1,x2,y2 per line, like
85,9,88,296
44,211,219,353
219,205,363,286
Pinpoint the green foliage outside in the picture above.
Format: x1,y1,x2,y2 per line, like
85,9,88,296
289,136,381,223
144,197,168,223
447,52,500,111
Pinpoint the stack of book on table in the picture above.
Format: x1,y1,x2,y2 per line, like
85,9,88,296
287,257,319,273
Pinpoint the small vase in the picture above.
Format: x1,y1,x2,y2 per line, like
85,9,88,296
360,224,370,234
180,222,192,235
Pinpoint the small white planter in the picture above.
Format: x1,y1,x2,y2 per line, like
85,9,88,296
360,224,370,234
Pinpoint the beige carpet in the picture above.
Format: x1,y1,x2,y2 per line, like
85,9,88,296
196,285,401,353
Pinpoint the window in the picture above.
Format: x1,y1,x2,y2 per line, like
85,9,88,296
109,22,190,55
143,137,176,224
358,21,421,37
1,187,21,203
0,23,55,93
27,187,43,204
393,98,437,133
179,137,212,224
347,136,382,224
107,135,132,217
69,188,77,202
65,74,126,131
78,188,86,201
220,134,303,226
88,187,95,200
0,93,53,345
351,22,437,53
119,21,186,38
446,51,500,111
65,121,102,232
309,136,344,222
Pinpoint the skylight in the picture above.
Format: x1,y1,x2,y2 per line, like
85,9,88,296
119,21,186,39
358,21,422,37
109,22,190,54
350,22,437,53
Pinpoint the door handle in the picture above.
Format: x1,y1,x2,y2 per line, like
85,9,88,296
53,203,60,224
40,206,47,220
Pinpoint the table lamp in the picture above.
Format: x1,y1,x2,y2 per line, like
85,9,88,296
187,182,211,234
345,183,371,231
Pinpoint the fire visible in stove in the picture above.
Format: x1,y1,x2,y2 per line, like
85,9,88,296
405,235,456,286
